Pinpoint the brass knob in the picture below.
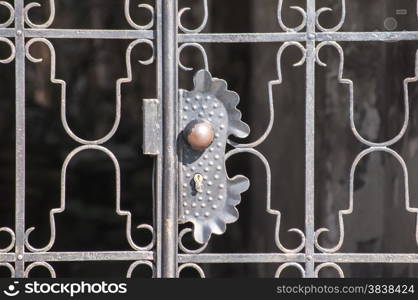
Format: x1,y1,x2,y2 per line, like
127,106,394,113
183,120,215,151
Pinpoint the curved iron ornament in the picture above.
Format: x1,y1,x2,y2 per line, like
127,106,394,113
127,260,155,278
0,37,15,64
316,0,346,32
275,263,305,278
24,38,155,252
24,0,55,28
178,43,209,72
178,0,208,33
0,1,14,28
124,0,154,30
0,263,15,277
314,43,418,253
177,263,206,278
315,263,344,278
277,0,307,32
24,262,56,278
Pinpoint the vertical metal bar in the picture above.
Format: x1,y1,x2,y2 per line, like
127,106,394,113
154,0,163,278
14,0,25,277
161,0,178,277
305,0,316,278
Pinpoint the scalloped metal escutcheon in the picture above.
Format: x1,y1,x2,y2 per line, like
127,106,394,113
178,70,250,244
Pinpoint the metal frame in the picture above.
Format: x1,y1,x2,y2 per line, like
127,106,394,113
0,0,417,278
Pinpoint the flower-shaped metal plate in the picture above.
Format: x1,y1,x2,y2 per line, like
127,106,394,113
178,70,250,244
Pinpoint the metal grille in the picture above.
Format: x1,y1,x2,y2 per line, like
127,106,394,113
0,0,417,278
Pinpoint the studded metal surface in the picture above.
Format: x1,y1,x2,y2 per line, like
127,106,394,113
178,70,250,244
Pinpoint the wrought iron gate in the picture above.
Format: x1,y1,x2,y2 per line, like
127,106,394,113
0,0,417,278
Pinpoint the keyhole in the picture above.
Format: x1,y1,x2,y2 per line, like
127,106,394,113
194,174,204,193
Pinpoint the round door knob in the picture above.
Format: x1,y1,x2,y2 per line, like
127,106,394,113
183,120,215,151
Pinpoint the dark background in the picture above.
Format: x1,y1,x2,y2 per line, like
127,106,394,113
0,0,418,277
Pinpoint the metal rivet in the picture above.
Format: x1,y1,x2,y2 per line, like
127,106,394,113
219,113,224,118
220,125,225,130
17,254,23,260
208,196,213,201
217,166,222,171
184,106,189,111
183,116,188,120
213,103,219,108
185,210,190,214
183,202,188,206
209,111,214,116
186,173,191,178
16,30,22,36
204,155,209,159
218,195,223,200
206,96,212,101
201,203,207,208
308,33,316,40
212,205,218,209
192,105,198,110
182,193,187,197
198,162,204,166
208,181,213,186
209,161,214,166
195,212,200,217
219,184,225,189
204,167,209,172
183,183,188,188
214,174,219,180
214,155,220,160
203,105,208,109
198,196,203,201
199,112,204,117
195,95,202,100
217,142,222,147
192,203,197,207
204,212,210,217
206,190,211,195
306,255,313,261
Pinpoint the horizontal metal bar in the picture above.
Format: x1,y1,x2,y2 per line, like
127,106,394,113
179,32,306,43
0,253,16,262
179,253,418,264
180,31,418,43
0,28,14,37
179,253,306,263
25,29,155,39
2,30,418,43
2,252,417,264
316,254,418,264
317,31,418,42
24,251,154,262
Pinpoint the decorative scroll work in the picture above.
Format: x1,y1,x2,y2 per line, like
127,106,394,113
0,263,15,277
0,37,15,64
275,263,305,278
314,42,418,253
24,0,55,28
24,262,56,278
177,263,206,278
277,0,307,32
124,0,154,30
178,0,208,33
127,260,155,278
24,38,155,252
178,43,209,72
316,0,346,32
315,263,344,278
0,1,14,28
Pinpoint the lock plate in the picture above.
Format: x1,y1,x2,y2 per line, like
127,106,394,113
178,70,250,244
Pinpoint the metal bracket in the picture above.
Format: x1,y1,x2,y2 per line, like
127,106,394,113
178,70,250,244
142,98,160,156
